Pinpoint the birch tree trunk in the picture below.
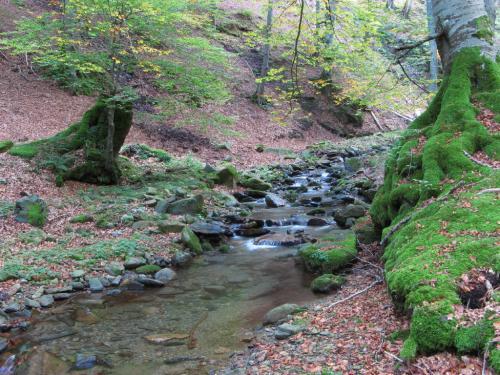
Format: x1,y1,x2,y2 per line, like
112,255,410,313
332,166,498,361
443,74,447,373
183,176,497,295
402,0,413,18
432,0,497,73
426,0,439,91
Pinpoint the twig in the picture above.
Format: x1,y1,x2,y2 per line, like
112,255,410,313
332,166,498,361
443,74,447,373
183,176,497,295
477,188,500,195
369,110,385,132
355,256,385,273
326,278,383,309
391,110,414,122
397,58,430,93
394,33,443,51
464,150,499,169
383,351,430,374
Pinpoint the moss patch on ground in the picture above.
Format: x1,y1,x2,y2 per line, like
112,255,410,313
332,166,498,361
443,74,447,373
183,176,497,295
370,48,500,365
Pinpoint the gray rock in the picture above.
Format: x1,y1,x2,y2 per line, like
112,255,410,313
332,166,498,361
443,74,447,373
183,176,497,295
124,257,146,270
171,251,193,268
157,220,185,234
3,303,21,313
154,268,177,283
75,354,97,370
105,261,125,275
106,289,122,297
181,227,203,255
263,303,300,325
214,165,238,188
190,221,232,237
265,193,286,208
275,323,305,340
334,204,367,227
45,286,73,294
89,278,104,293
111,276,122,287
100,278,111,287
39,295,54,308
71,282,85,291
14,195,48,227
0,338,8,353
156,195,204,215
307,217,328,226
53,293,72,301
137,277,164,287
71,270,85,279
25,299,41,309
239,176,272,191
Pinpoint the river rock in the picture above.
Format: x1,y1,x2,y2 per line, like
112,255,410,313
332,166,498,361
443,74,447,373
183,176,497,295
53,293,72,301
25,299,41,309
156,195,204,215
75,354,97,370
263,303,300,325
89,278,104,293
71,269,85,279
3,303,21,313
124,257,146,270
45,286,73,294
157,220,185,234
334,204,367,227
72,282,85,291
307,217,328,226
311,274,345,293
137,277,165,287
265,193,286,208
215,165,238,188
190,221,232,238
239,176,272,191
254,233,306,247
171,251,193,268
154,268,177,283
181,227,203,254
14,195,48,227
105,261,125,276
0,338,8,353
275,323,305,340
235,227,270,237
39,295,54,308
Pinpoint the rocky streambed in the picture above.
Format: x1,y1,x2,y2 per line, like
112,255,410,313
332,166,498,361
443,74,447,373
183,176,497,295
0,139,393,374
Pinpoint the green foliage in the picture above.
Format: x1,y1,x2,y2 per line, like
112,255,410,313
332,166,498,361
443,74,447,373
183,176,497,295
400,336,417,360
455,318,495,354
0,140,13,153
135,264,161,274
70,214,94,224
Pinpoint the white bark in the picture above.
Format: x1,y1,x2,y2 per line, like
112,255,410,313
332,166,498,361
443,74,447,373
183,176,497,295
432,0,496,72
426,0,439,91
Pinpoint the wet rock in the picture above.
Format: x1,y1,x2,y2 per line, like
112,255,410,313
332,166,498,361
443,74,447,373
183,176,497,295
203,285,226,296
53,293,72,301
245,190,267,199
265,193,286,208
106,289,122,297
235,227,270,237
0,338,8,353
307,217,328,226
45,286,73,294
171,251,193,268
124,257,146,270
254,233,306,247
89,278,104,293
156,195,204,215
71,282,85,291
334,204,367,227
263,303,301,325
39,295,54,308
137,277,165,287
25,299,41,309
190,221,232,237
275,323,305,340
233,192,255,203
3,303,21,313
311,274,345,293
111,276,122,287
239,176,272,191
14,195,48,227
307,208,326,215
75,354,97,370
154,268,177,283
215,164,238,188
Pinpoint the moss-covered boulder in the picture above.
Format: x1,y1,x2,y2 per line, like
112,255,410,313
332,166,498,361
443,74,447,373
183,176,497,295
135,265,161,275
156,195,204,215
14,195,48,227
214,164,238,188
334,204,367,227
181,227,203,254
299,235,357,274
311,274,345,293
353,216,379,245
239,175,272,191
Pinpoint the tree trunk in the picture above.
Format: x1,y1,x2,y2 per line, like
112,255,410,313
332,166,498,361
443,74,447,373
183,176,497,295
432,0,497,73
386,0,395,10
255,0,273,105
402,0,413,18
426,0,439,91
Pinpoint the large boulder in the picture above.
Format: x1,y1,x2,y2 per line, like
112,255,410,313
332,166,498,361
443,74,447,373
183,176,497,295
190,221,233,238
334,204,367,227
14,195,48,227
181,227,203,254
214,164,238,188
353,217,379,245
263,303,301,325
265,193,286,208
156,195,204,215
311,274,345,293
239,176,272,191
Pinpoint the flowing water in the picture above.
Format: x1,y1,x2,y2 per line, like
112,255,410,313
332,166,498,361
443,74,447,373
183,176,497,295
7,168,351,374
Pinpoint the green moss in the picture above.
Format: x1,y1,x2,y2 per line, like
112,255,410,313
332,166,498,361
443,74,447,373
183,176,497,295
400,336,417,360
491,349,500,373
299,235,357,273
473,16,495,44
135,264,161,274
455,318,495,354
26,202,47,227
0,140,14,153
9,142,42,158
310,274,345,293
70,214,94,223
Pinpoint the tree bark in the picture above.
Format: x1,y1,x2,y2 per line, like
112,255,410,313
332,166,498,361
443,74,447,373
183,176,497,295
255,0,273,105
426,0,439,91
402,0,413,18
432,0,496,73
386,0,395,10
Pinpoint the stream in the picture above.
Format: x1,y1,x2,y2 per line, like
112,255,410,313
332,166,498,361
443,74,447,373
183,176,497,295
3,149,384,374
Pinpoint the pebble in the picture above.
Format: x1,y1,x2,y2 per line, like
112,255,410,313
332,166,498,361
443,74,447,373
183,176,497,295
75,354,97,370
39,295,54,308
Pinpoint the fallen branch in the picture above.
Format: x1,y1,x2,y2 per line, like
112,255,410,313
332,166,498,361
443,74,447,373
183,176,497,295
397,58,430,93
383,351,430,374
464,151,499,169
326,278,383,310
477,188,500,195
369,110,385,132
391,110,414,122
394,33,443,51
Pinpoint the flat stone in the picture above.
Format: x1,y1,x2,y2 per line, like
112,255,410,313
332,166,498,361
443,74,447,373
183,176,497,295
190,221,232,237
70,270,85,279
89,278,104,293
39,295,54,308
265,193,287,208
45,286,73,294
25,299,41,309
3,303,21,313
263,303,300,325
154,268,177,283
124,257,146,270
137,277,165,287
75,354,97,370
53,293,72,301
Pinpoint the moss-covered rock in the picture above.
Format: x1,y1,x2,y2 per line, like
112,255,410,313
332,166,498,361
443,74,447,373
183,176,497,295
70,214,94,224
135,264,161,274
239,175,272,191
181,226,203,254
214,164,238,188
14,195,48,227
310,274,345,293
0,140,13,153
299,235,357,273
455,317,496,354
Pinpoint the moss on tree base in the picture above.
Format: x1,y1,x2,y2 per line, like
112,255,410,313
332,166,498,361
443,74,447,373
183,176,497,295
370,48,500,365
9,99,133,185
